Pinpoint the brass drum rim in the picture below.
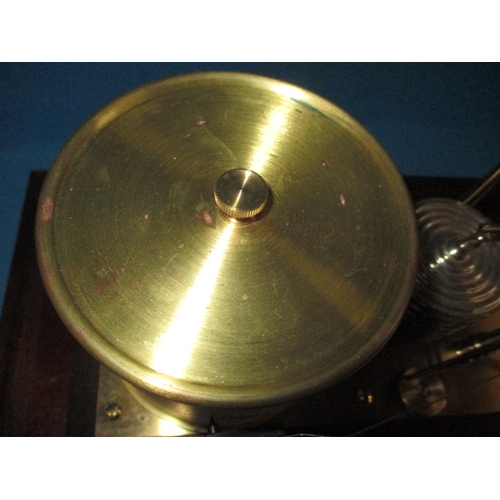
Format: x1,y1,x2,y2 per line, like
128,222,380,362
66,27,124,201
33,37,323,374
36,72,418,408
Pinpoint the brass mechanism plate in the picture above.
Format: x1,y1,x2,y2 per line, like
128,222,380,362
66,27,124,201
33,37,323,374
95,365,193,437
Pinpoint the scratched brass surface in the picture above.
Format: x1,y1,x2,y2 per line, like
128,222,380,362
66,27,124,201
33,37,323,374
36,72,417,409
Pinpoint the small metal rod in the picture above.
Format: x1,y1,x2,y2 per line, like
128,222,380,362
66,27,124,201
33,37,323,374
463,161,500,207
453,223,500,252
402,329,500,381
480,224,500,235
207,417,218,435
442,223,500,260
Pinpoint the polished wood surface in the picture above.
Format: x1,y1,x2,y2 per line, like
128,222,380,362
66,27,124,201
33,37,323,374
0,171,99,436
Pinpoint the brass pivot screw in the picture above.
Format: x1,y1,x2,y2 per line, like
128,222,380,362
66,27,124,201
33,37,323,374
214,169,269,220
105,403,122,420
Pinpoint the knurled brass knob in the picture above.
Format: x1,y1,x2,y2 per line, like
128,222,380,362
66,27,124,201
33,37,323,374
214,168,269,220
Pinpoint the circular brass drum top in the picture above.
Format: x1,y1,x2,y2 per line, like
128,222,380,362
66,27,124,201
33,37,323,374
36,72,417,408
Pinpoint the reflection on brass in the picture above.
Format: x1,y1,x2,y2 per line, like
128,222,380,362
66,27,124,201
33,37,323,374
36,73,417,417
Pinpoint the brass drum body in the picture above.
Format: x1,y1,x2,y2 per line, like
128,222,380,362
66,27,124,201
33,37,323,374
36,73,417,431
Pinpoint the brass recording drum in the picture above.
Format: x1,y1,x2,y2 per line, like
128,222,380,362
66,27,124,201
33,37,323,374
36,72,418,431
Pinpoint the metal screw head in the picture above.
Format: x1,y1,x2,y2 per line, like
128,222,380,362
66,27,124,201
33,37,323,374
214,169,269,220
105,403,122,420
356,389,374,404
